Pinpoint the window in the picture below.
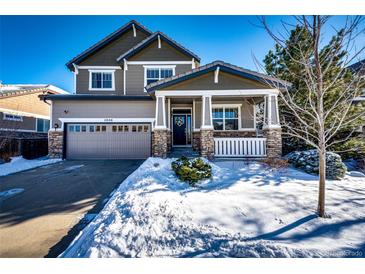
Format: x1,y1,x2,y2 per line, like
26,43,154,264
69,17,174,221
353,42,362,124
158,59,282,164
89,70,115,90
112,125,117,132
144,66,175,89
81,125,87,132
36,118,50,132
3,113,23,122
89,125,95,132
212,106,240,131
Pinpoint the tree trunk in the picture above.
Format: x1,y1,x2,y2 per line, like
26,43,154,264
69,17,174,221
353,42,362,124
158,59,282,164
317,147,326,217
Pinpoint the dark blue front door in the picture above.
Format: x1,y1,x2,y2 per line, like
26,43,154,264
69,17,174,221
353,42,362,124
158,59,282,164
173,115,187,145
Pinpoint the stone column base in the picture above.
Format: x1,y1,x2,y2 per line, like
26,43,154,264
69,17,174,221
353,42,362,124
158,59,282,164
200,129,214,160
152,129,168,158
48,130,63,158
263,127,282,158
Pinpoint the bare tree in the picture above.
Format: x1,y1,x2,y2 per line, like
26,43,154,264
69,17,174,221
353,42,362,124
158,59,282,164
259,16,365,217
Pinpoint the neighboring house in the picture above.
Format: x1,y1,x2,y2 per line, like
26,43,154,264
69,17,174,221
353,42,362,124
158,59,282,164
348,59,365,136
0,84,68,138
43,20,287,160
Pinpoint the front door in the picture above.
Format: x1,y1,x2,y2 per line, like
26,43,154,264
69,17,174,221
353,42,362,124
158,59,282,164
173,114,190,146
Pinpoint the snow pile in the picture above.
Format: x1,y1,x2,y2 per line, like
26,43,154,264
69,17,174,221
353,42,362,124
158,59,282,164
62,158,365,258
0,156,61,176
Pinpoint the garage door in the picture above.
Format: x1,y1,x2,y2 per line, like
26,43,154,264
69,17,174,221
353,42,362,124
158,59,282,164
66,123,151,159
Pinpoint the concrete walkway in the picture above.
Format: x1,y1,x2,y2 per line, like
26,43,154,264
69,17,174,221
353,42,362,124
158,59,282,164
0,159,143,258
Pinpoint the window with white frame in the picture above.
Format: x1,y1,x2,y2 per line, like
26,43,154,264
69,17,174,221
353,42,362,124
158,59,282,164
144,66,175,87
3,113,23,122
212,106,240,130
36,118,50,132
89,70,115,90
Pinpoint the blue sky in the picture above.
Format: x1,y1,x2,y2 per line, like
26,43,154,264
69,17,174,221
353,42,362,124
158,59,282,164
0,16,363,92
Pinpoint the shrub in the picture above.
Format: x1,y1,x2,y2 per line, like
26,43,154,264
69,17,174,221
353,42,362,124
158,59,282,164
285,150,347,180
261,158,289,169
171,156,212,186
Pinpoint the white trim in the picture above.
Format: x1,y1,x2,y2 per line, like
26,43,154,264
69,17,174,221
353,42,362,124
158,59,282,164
167,98,171,130
0,107,49,120
201,95,213,129
143,66,176,92
132,23,136,37
78,66,121,69
123,59,128,95
59,118,155,130
171,107,193,111
127,61,193,65
157,34,161,48
192,99,196,130
192,58,196,69
214,66,220,84
268,95,272,126
263,125,282,130
275,94,280,125
72,63,79,94
0,128,37,133
155,89,280,97
88,70,116,91
155,95,166,128
211,104,242,131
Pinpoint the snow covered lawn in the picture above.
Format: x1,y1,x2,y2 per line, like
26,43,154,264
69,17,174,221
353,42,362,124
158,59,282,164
0,156,61,177
62,158,365,258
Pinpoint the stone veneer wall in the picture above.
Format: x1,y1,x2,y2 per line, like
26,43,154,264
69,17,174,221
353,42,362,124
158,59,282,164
200,129,214,160
152,129,168,158
48,130,63,158
166,130,172,153
263,127,282,158
192,131,200,151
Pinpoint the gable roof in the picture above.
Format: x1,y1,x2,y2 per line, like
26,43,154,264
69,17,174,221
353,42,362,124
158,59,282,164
145,60,289,92
66,20,152,70
0,84,69,98
348,59,365,75
116,31,201,63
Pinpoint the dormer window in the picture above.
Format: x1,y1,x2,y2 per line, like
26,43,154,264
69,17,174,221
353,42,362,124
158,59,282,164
89,70,115,91
144,66,175,91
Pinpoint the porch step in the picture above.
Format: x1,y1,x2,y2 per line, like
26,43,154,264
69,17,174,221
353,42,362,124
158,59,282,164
168,147,200,159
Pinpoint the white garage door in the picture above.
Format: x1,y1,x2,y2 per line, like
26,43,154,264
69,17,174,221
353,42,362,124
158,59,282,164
66,123,151,159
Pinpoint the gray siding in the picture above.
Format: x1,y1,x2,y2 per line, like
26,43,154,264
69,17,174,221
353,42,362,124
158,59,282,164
129,40,192,61
79,29,149,66
162,71,268,90
52,100,155,127
0,112,36,131
126,64,193,96
76,69,124,95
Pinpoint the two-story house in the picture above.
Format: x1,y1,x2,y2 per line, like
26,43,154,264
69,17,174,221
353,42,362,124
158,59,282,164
43,20,287,160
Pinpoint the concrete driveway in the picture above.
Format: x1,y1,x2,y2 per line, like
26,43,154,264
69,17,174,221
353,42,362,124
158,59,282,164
0,159,143,258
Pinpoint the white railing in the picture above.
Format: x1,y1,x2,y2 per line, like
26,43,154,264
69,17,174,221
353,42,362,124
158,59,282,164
214,137,267,157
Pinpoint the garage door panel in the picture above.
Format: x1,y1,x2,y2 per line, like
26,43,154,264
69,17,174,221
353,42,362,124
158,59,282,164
66,123,151,159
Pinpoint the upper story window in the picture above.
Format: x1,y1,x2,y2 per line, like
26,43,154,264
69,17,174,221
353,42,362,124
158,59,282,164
144,66,175,90
3,113,23,122
89,70,115,91
212,106,240,131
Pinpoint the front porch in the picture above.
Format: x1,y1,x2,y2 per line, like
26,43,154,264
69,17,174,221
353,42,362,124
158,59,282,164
152,90,282,159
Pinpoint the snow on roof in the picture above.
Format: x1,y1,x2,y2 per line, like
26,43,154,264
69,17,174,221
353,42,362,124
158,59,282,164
0,84,69,97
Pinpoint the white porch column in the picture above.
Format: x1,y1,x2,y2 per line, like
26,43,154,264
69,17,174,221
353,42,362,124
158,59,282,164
263,94,280,128
155,95,166,129
201,95,213,129
200,95,214,159
263,94,282,158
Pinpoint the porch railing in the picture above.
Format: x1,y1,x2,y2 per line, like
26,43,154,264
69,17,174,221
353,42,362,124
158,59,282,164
214,137,267,157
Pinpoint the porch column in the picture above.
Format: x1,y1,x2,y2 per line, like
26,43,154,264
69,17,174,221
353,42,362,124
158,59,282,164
263,94,282,158
200,95,214,159
152,95,168,158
